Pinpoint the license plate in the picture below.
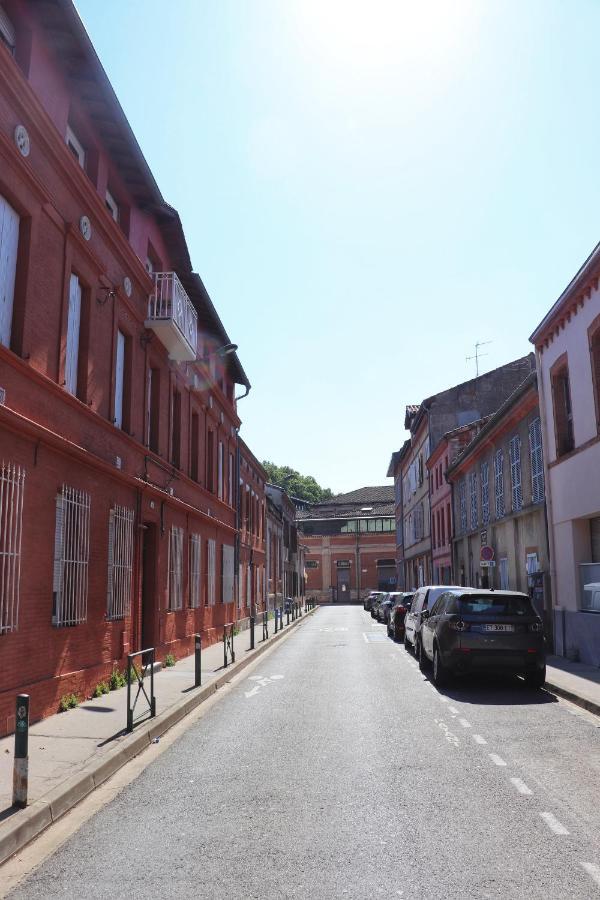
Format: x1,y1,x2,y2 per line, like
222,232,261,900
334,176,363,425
483,624,515,633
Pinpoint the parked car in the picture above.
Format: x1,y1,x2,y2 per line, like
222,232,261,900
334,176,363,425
376,594,395,623
404,585,466,657
370,593,387,618
363,591,380,612
419,589,546,688
387,592,414,640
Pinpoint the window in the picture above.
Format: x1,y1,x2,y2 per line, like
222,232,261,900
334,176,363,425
218,441,224,500
222,544,235,603
494,449,505,519
106,505,134,619
446,503,451,546
459,480,467,532
145,257,154,275
189,534,201,608
0,4,16,53
171,389,181,468
551,360,574,457
66,125,85,168
306,560,319,568
228,452,234,506
591,323,600,431
65,273,81,395
206,431,215,492
238,563,244,608
469,471,478,530
509,435,522,512
146,367,160,452
207,538,216,605
480,461,490,526
247,565,252,608
114,330,131,430
168,526,184,611
53,485,90,626
0,462,25,634
529,418,544,504
0,192,19,349
105,189,119,222
190,412,199,482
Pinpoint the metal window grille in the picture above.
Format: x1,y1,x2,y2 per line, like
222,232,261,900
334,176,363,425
222,543,234,603
238,563,244,608
107,505,134,620
469,471,478,530
481,461,490,526
53,485,90,627
529,418,544,504
494,449,505,519
168,526,184,611
246,564,251,608
509,436,522,512
459,480,467,532
207,538,216,606
0,462,25,634
189,533,201,608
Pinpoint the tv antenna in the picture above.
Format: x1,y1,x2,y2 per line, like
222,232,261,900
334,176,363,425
466,340,492,377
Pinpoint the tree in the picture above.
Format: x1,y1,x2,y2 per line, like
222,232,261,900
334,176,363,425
262,461,334,504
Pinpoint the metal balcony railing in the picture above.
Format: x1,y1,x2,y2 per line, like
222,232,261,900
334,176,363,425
145,272,197,362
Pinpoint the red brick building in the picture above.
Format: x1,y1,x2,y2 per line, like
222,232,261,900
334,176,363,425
298,487,396,603
0,0,257,734
238,440,267,614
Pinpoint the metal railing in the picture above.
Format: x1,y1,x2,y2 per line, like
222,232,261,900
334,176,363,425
223,623,235,667
147,272,197,354
126,648,156,732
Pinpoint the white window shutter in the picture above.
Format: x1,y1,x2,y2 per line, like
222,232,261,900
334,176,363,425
0,194,19,348
65,274,81,395
114,330,125,428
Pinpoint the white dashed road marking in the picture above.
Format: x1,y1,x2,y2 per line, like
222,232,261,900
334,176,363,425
510,777,533,796
458,718,471,728
448,705,459,715
581,862,600,888
489,753,507,767
472,734,487,745
540,812,569,835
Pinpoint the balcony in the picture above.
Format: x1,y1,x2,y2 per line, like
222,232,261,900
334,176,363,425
145,272,197,362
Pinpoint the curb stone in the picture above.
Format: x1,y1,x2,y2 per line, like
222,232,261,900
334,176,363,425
0,606,318,865
544,679,600,719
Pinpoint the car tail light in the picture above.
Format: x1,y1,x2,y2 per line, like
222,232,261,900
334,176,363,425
528,622,543,633
449,619,469,632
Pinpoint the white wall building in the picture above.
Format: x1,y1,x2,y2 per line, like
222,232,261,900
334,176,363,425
530,242,600,663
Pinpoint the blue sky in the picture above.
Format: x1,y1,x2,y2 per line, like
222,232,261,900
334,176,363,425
77,0,600,493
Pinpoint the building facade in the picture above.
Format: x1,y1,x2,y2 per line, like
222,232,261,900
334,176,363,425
448,374,550,626
401,410,432,589
238,440,267,616
531,243,600,663
0,1,253,734
265,484,303,609
299,487,396,603
388,356,536,593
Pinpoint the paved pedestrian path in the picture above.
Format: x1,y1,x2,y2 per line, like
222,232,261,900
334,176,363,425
546,654,600,716
0,614,288,815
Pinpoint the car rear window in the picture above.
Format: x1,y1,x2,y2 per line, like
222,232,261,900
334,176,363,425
455,594,535,617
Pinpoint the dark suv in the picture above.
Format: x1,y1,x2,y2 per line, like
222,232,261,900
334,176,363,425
404,585,464,657
419,589,546,688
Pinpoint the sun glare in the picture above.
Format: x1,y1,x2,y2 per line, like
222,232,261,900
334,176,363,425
294,0,477,80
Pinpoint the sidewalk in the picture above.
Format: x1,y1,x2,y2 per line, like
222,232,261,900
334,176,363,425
0,608,316,865
546,655,600,716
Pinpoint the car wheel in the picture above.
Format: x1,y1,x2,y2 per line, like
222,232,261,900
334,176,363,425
418,639,429,671
404,632,411,651
433,646,448,687
524,666,546,689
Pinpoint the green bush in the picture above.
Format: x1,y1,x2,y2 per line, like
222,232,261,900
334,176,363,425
127,664,140,684
109,667,126,691
92,681,110,698
59,693,79,712
164,653,176,668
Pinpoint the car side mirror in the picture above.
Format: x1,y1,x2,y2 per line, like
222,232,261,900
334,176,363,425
421,609,429,619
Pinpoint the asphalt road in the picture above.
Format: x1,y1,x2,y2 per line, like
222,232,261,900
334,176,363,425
9,606,600,899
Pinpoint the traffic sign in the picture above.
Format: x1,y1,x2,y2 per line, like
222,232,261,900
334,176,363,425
480,560,496,568
480,545,495,563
